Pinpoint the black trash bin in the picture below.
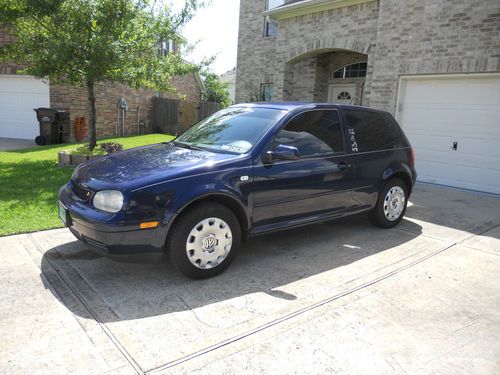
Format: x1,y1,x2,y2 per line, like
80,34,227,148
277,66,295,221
33,108,64,145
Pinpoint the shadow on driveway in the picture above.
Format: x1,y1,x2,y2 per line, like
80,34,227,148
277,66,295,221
40,215,423,322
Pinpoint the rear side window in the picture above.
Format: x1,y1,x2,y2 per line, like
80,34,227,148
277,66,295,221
273,110,344,157
343,110,406,152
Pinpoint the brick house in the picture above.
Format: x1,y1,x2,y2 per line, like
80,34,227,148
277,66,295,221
236,0,500,195
0,26,203,142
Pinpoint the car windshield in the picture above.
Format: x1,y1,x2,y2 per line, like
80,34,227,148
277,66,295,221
175,107,286,154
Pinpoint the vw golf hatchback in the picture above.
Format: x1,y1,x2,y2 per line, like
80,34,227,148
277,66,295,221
59,103,416,278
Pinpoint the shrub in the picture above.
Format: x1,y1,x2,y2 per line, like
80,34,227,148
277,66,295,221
99,142,123,154
70,144,106,156
69,142,123,155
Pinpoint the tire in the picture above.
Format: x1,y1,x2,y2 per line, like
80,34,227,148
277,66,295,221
35,136,46,145
167,202,241,279
369,178,408,228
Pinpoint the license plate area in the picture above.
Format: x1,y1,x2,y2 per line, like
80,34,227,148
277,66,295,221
58,202,71,226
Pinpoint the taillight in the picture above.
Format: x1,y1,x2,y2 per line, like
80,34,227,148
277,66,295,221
410,147,415,168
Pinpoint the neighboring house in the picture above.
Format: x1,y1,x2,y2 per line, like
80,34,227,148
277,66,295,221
236,0,500,195
220,67,236,103
0,26,204,142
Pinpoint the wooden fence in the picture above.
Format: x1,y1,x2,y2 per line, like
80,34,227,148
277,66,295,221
151,97,221,136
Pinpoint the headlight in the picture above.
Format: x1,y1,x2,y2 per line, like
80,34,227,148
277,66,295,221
93,190,123,213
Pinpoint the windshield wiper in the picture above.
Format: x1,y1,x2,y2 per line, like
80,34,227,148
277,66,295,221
172,140,205,151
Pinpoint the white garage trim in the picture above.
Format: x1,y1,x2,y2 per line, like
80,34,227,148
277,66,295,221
0,75,50,140
395,73,500,195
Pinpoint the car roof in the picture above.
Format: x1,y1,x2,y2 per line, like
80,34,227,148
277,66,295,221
231,102,387,114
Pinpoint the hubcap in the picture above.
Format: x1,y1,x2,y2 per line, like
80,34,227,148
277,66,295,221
383,186,405,222
185,217,232,269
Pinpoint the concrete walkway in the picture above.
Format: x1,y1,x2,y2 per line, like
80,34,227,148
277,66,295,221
1,184,499,374
0,138,37,151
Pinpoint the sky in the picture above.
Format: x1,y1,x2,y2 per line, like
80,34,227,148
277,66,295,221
168,0,240,76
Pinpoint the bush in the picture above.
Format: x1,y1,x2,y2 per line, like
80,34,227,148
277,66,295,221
69,142,123,155
70,144,106,156
99,142,123,154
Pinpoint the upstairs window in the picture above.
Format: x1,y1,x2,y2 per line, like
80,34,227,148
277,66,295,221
264,18,278,37
267,0,285,10
264,0,283,37
333,62,367,79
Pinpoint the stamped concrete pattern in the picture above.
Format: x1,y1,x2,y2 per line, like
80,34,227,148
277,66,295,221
1,184,499,374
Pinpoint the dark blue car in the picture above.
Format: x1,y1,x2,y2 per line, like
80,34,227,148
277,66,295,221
59,102,416,278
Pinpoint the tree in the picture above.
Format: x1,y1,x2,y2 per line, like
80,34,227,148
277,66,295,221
0,0,200,149
201,71,231,108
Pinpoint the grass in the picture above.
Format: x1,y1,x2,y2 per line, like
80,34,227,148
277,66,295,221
0,134,174,236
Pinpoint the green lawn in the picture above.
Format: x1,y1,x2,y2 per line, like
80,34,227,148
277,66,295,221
0,134,174,236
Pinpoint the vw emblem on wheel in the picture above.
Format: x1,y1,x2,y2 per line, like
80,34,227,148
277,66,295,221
203,236,216,250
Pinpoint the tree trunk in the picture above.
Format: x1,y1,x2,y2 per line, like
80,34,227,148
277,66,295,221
86,80,97,150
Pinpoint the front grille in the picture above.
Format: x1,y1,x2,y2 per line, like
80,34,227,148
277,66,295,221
71,181,93,202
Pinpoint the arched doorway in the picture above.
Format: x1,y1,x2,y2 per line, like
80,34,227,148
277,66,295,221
283,50,368,104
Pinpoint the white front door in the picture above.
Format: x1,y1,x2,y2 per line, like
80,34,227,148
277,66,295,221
328,84,356,104
0,75,50,139
398,74,500,195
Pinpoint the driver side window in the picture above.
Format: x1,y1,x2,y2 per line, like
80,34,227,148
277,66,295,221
273,110,344,158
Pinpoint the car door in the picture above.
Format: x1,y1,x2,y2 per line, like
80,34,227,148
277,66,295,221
251,109,357,230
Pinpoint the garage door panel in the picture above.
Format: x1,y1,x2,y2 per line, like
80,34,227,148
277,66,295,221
458,110,496,129
484,170,500,193
0,76,49,139
456,139,500,159
399,75,500,195
463,81,500,106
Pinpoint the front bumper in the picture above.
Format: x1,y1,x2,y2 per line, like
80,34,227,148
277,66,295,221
59,184,170,257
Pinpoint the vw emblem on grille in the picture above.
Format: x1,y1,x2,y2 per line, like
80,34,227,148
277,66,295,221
203,237,216,249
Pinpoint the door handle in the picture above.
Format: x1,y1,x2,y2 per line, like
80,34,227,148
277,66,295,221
452,141,458,151
338,161,350,171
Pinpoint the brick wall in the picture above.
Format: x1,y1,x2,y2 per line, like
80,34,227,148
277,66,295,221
236,0,379,103
236,0,500,114
370,0,500,113
51,74,202,142
236,0,279,102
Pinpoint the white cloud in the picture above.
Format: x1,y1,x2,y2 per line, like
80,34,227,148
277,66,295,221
168,0,240,75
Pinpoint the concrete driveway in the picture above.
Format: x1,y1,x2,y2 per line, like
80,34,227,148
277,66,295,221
0,137,36,150
1,184,499,374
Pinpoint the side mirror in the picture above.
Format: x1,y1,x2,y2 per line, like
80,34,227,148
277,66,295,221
262,144,300,164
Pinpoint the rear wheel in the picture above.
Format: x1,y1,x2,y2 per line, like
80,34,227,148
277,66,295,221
167,202,241,279
370,178,408,228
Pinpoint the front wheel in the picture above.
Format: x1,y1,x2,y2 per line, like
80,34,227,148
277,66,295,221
167,202,241,279
369,178,408,228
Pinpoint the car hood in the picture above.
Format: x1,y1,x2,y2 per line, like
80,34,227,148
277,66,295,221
73,143,238,191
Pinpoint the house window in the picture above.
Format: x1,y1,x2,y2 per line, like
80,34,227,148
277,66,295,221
261,83,274,101
159,39,175,56
263,0,283,37
264,18,278,37
333,62,367,79
337,91,352,100
267,0,284,10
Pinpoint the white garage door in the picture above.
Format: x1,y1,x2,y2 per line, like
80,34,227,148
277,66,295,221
398,74,500,195
0,75,50,139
